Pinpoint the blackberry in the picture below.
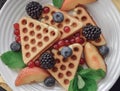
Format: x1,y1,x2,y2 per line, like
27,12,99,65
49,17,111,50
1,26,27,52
82,24,101,40
39,52,55,69
25,1,42,19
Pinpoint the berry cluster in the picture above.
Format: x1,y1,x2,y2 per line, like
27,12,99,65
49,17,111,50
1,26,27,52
13,23,21,43
53,32,85,49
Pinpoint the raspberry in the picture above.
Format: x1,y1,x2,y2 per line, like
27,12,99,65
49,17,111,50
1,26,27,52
70,38,75,44
64,39,70,46
75,36,81,43
40,52,55,69
82,24,101,40
79,38,85,44
25,1,43,19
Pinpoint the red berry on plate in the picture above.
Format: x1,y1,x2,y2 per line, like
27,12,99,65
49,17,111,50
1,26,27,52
58,40,65,47
14,29,20,36
14,23,19,30
15,36,21,43
75,36,81,43
79,38,85,44
53,44,59,49
43,7,50,13
79,58,85,65
34,60,40,67
64,26,70,33
64,39,70,46
70,38,75,44
74,32,80,37
27,61,35,68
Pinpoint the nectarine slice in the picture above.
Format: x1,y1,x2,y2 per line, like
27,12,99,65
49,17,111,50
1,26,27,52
15,67,50,86
61,0,97,11
84,42,107,72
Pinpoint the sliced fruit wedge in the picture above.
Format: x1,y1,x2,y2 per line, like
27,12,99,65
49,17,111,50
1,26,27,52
84,42,107,72
15,67,50,86
61,0,97,11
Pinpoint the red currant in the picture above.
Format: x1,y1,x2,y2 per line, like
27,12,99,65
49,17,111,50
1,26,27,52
43,7,50,13
79,38,85,44
34,60,40,67
27,61,35,68
53,44,59,49
58,40,65,47
74,32,80,37
75,36,81,43
70,38,75,44
14,29,20,36
64,26,70,33
79,58,85,65
64,39,70,46
15,36,21,43
14,23,19,30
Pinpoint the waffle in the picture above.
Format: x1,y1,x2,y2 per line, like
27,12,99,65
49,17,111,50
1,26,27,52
41,5,83,40
19,17,61,64
48,43,83,90
72,5,106,46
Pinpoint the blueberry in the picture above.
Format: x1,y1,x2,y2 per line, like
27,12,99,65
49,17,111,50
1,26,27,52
98,45,109,57
10,41,21,52
61,47,72,58
44,76,55,87
53,12,64,23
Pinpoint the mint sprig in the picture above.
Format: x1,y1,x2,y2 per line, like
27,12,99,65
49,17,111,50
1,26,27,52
68,66,106,91
52,0,64,8
1,51,26,69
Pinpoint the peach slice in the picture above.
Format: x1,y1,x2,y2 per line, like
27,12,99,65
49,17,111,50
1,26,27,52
84,42,107,72
61,0,97,11
15,67,50,86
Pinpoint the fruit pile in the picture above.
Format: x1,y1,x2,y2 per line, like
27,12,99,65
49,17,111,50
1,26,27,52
0,0,109,91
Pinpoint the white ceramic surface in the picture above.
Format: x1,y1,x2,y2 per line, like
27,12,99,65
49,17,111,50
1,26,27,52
0,0,120,91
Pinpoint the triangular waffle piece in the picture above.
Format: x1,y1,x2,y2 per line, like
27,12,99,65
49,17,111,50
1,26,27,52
19,17,61,64
48,43,83,90
41,5,83,40
72,5,106,46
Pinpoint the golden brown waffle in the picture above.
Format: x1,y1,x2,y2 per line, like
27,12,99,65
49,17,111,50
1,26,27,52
41,5,83,40
19,17,61,64
48,43,83,90
72,6,106,46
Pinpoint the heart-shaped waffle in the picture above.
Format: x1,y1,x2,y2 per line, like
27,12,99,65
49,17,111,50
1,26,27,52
19,17,61,64
48,43,83,90
41,5,83,40
72,5,106,46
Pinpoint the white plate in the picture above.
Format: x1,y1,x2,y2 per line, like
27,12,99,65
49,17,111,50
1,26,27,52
0,0,120,91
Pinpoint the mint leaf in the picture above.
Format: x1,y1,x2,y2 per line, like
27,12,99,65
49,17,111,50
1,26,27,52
81,78,97,91
68,76,78,91
1,51,26,69
78,75,85,89
80,69,106,81
68,79,74,91
52,0,64,8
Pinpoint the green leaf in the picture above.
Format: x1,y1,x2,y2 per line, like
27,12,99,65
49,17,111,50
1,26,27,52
52,0,64,8
80,68,106,81
68,79,74,91
81,78,97,91
1,51,26,69
68,76,78,91
77,75,85,89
